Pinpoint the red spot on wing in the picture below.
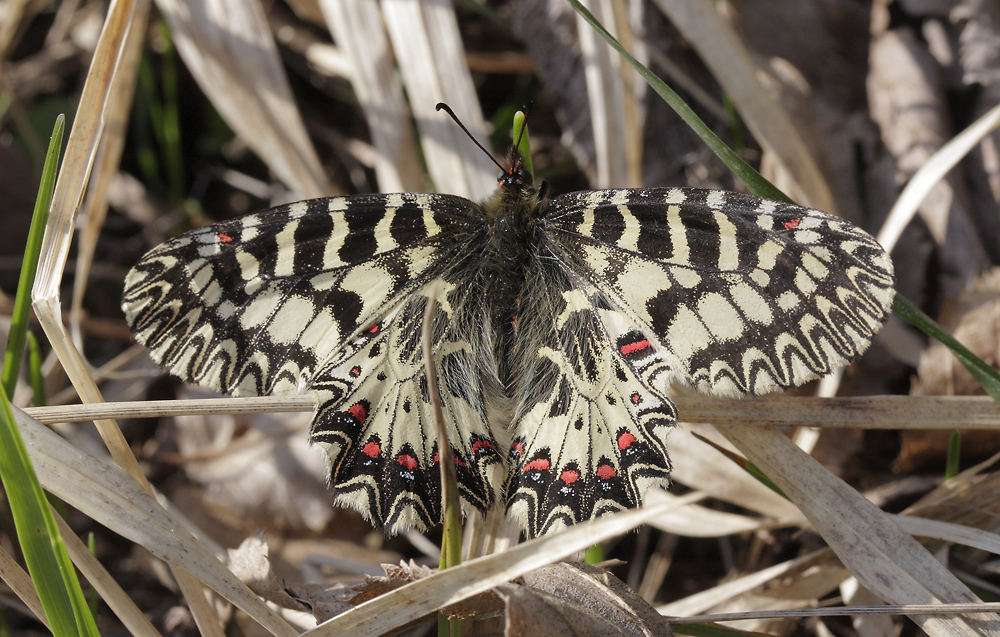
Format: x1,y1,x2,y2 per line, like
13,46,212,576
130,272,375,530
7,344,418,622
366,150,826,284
397,454,418,471
511,442,524,456
784,218,801,230
362,441,381,457
431,450,468,467
472,439,495,454
349,366,361,377
630,392,642,405
560,469,579,484
217,233,233,243
367,324,380,334
347,403,367,423
618,432,637,450
596,464,617,480
523,458,550,472
620,339,650,356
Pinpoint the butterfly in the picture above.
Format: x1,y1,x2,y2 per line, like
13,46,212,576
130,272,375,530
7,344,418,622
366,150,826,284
122,112,894,537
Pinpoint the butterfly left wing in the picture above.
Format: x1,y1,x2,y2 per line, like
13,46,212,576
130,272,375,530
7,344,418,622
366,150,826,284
308,278,507,534
123,193,505,533
122,193,478,398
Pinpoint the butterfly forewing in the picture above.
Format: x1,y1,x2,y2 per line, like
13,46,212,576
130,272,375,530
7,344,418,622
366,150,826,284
545,187,895,398
123,193,479,397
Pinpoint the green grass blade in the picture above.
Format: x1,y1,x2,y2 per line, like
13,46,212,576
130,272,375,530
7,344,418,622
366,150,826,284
2,116,64,398
0,114,97,636
567,0,789,203
0,386,99,636
26,333,46,407
583,543,605,565
892,295,1000,403
945,431,961,480
0,91,11,123
513,109,533,183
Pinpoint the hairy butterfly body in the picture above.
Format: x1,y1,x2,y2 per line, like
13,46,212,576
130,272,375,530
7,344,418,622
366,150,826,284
123,148,894,537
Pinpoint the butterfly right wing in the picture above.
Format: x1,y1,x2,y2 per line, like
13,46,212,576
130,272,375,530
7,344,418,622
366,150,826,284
544,188,895,398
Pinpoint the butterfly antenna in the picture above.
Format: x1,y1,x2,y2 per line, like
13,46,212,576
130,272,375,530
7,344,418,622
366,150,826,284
436,103,506,173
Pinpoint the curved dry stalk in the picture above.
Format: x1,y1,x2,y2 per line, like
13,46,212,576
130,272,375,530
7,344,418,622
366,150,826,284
877,101,1000,253
69,1,147,352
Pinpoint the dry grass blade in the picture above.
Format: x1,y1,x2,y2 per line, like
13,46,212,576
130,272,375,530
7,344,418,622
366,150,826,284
574,0,637,187
651,0,833,212
26,395,318,423
672,602,1000,625
12,403,299,637
0,543,46,629
54,512,162,637
717,424,1000,636
27,394,1000,429
154,0,328,197
892,515,1000,555
307,494,704,636
657,548,836,617
676,395,1000,429
380,0,495,199
667,423,800,518
0,0,31,61
877,101,1000,253
643,489,801,537
318,0,423,192
70,0,149,348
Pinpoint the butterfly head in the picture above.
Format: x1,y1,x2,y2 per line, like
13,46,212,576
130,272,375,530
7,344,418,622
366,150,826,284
498,150,534,192
437,101,538,197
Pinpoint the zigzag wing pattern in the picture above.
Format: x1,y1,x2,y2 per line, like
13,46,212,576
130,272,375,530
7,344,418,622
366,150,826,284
308,280,505,533
124,178,896,538
122,193,478,397
505,267,676,537
546,187,895,398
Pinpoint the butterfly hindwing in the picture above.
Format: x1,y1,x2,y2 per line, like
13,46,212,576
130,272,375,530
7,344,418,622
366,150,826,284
505,267,676,536
546,187,895,398
307,280,505,533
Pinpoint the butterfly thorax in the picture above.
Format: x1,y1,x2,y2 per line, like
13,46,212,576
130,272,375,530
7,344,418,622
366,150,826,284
477,168,548,392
